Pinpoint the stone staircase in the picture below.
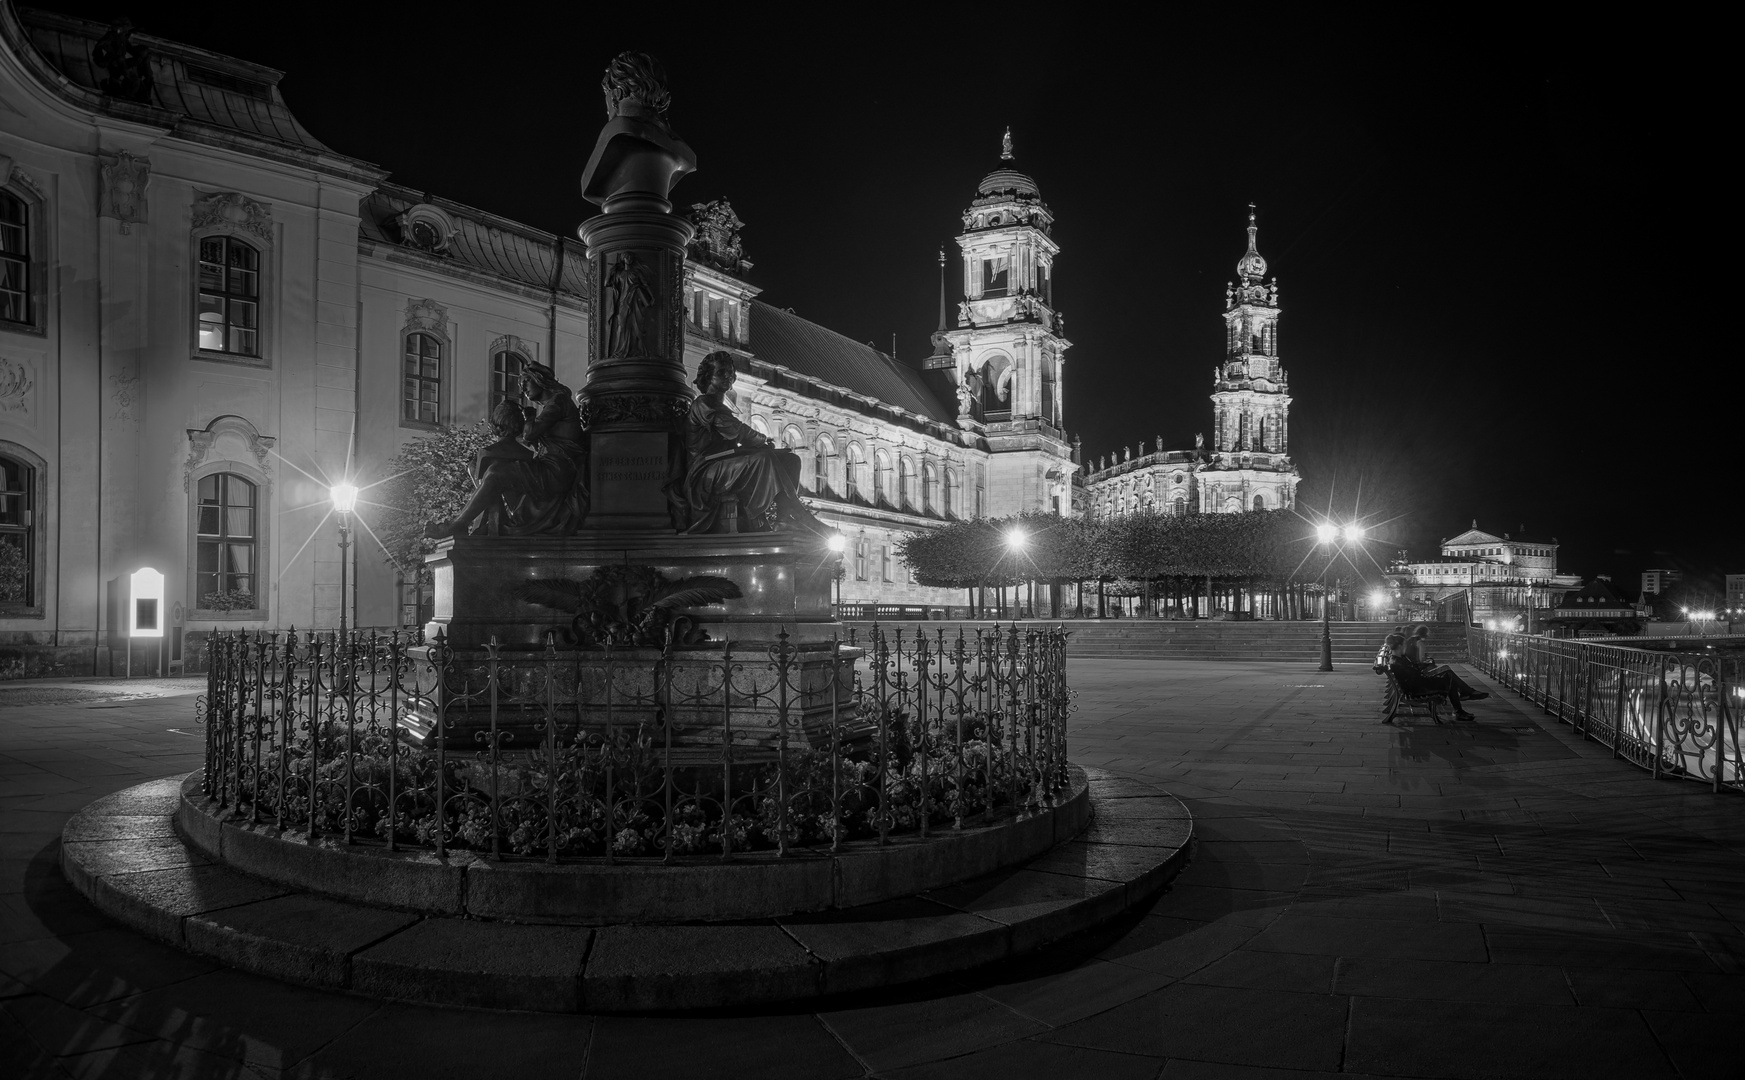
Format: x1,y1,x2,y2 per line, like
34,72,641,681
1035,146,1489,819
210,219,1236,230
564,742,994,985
845,620,1469,664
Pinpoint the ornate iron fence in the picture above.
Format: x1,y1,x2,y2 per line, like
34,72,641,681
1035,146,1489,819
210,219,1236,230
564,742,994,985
1468,629,1741,792
198,624,1073,862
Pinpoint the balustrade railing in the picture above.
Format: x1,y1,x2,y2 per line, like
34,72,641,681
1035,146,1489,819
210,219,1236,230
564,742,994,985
197,624,1073,863
1468,629,1741,792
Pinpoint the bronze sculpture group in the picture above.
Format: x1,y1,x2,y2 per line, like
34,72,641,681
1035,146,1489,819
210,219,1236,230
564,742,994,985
425,352,826,540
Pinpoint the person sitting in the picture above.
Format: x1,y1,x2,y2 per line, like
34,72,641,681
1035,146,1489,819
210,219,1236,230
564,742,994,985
1406,624,1488,700
1374,624,1408,674
1386,633,1476,721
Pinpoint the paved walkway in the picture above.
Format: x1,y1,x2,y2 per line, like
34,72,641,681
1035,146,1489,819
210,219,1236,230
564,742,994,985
1,663,1740,1079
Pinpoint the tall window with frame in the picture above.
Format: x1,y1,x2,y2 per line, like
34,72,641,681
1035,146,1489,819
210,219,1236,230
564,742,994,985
196,236,260,355
196,473,257,610
0,192,29,327
854,535,868,581
404,332,443,425
922,462,938,515
812,436,833,494
490,350,524,411
899,458,916,510
0,456,34,607
844,444,865,502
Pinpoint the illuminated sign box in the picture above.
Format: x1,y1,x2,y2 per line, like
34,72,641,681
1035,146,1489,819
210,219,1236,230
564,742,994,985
129,568,165,638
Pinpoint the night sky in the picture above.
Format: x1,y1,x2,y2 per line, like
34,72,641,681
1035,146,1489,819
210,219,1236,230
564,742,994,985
33,5,1726,593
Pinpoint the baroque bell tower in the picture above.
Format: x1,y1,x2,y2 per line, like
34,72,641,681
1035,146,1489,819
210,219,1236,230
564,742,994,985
934,129,1076,516
1197,206,1298,513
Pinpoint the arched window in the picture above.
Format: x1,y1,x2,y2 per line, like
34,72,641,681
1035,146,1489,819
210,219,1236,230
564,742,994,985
812,435,834,494
899,457,916,510
873,449,892,505
782,425,804,450
196,473,258,608
748,415,770,439
0,453,36,608
1174,496,1186,516
943,468,957,518
197,236,261,355
404,332,443,424
922,461,938,514
490,350,525,410
845,443,866,501
0,191,31,327
1253,494,1266,511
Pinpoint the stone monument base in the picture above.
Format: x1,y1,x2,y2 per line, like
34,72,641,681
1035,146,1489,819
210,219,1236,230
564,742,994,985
425,530,838,650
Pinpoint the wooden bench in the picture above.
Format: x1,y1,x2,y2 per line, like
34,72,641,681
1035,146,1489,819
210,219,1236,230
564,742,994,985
1380,670,1443,725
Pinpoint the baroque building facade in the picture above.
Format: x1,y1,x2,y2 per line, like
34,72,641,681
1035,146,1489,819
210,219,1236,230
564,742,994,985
0,8,1077,673
1082,208,1299,520
1384,522,1581,624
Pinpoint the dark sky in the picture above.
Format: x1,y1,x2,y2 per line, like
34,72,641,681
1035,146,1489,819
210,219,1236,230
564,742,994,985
36,4,1727,593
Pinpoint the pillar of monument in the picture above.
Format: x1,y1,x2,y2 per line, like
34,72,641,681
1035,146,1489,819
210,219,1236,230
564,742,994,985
576,53,698,530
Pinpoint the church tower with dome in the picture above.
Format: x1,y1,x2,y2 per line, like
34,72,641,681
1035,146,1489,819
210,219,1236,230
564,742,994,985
1194,206,1298,513
931,129,1077,518
1081,207,1299,522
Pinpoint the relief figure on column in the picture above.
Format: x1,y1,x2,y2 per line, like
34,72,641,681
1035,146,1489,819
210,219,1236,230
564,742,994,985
425,362,589,538
672,351,827,536
603,252,654,357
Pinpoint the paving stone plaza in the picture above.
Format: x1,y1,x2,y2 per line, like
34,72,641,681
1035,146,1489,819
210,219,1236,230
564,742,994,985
2,656,1741,1079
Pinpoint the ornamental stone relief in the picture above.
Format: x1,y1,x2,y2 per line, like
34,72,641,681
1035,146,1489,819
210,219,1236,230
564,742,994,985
191,191,274,247
99,151,150,233
404,298,448,335
183,415,276,492
108,366,139,421
0,356,33,415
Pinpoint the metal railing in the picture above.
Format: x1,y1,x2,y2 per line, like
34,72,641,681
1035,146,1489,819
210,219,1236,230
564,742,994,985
1468,629,1741,792
198,624,1073,862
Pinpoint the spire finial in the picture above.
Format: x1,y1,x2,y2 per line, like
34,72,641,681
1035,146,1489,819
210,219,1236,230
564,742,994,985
1000,126,1013,161
1236,204,1267,283
936,248,947,332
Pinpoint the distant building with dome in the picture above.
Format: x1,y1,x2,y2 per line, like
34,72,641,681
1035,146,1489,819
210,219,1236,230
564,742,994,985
681,127,1077,614
1082,207,1300,520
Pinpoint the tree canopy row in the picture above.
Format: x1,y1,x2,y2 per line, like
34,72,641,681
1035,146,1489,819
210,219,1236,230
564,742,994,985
896,510,1322,589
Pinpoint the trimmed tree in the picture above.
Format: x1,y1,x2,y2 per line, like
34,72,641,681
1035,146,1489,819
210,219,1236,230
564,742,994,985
375,419,496,590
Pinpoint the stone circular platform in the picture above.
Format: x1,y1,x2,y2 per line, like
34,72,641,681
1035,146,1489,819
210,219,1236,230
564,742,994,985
60,767,1192,1012
171,770,1093,923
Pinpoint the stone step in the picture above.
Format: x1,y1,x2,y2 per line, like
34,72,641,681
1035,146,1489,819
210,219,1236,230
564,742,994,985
60,770,1192,1013
848,621,1469,665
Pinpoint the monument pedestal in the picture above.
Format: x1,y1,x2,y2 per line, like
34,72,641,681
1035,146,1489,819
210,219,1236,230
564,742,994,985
425,531,838,649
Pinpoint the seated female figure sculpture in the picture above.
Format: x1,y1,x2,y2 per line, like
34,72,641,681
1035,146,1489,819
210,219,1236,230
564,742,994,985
425,362,588,538
678,351,826,535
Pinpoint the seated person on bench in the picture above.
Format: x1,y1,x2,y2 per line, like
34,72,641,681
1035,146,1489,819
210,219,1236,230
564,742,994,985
1405,625,1487,700
1386,634,1476,721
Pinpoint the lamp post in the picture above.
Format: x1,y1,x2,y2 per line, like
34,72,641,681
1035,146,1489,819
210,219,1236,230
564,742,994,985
1006,527,1027,620
1315,522,1364,672
330,483,358,636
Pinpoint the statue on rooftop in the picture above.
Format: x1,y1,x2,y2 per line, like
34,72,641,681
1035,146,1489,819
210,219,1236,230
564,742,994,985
92,19,154,104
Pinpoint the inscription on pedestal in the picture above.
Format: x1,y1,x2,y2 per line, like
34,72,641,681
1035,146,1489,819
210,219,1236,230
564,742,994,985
590,431,671,519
